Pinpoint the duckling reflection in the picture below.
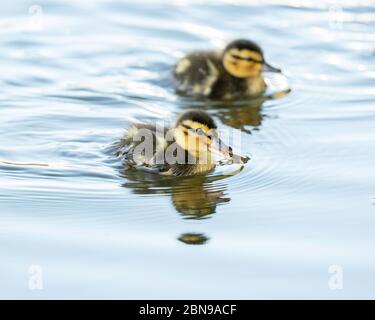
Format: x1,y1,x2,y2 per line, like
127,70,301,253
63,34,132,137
121,170,230,219
171,176,230,219
178,233,209,245
189,97,266,134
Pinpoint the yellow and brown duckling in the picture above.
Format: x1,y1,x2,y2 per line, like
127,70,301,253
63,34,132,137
116,110,245,176
174,39,281,99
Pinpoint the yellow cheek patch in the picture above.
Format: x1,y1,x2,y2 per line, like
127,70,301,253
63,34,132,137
175,122,212,157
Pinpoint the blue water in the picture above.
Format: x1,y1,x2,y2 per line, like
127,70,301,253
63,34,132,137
0,0,374,299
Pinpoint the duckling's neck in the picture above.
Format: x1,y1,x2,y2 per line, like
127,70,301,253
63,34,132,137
245,74,266,96
194,160,216,173
171,149,216,176
221,71,266,99
172,162,215,176
192,151,216,174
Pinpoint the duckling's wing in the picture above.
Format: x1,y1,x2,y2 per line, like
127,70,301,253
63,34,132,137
137,148,172,174
116,123,173,173
174,51,222,97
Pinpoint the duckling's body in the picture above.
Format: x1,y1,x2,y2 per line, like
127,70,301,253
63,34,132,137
174,39,281,99
115,110,233,177
175,52,266,99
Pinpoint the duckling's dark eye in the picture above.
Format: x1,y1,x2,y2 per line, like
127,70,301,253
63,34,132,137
195,128,205,135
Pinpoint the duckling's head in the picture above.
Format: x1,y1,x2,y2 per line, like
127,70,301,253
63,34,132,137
173,110,233,161
222,39,281,78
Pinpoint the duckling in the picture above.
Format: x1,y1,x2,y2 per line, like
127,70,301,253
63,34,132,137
116,110,240,177
174,39,281,99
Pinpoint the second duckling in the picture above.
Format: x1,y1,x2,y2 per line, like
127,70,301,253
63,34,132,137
174,39,282,99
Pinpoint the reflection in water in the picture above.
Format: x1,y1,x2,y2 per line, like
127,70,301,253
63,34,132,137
121,169,231,244
213,100,264,133
178,233,209,245
122,170,230,219
178,88,290,133
180,97,265,134
171,177,230,219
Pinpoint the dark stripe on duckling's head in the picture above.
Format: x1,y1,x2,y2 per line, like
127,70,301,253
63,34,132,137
224,39,263,56
176,110,217,130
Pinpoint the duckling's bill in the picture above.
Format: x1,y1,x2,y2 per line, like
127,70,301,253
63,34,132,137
205,130,249,165
199,130,231,160
263,61,282,73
